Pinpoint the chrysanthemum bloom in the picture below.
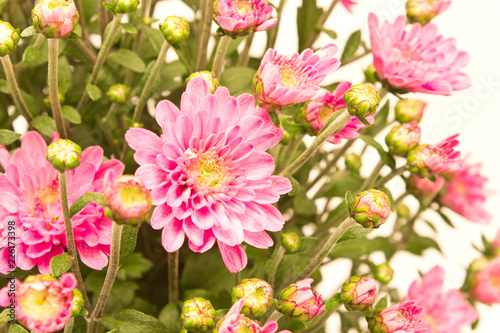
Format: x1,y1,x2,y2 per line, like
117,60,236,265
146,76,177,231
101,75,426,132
368,13,470,95
350,189,391,229
0,273,78,333
181,297,217,333
341,0,357,13
405,266,478,333
406,0,451,25
232,278,273,317
406,174,445,201
472,256,500,304
406,134,462,178
385,121,421,156
438,160,492,223
213,0,277,38
252,44,340,112
0,20,20,56
368,300,431,333
125,78,291,273
0,132,124,274
395,99,427,124
341,275,377,312
304,82,375,144
277,278,325,322
32,0,79,39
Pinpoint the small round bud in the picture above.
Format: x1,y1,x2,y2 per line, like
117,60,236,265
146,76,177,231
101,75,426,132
71,288,84,316
385,121,421,156
396,203,410,219
0,21,20,56
107,84,130,104
277,279,325,322
186,71,220,94
395,99,426,124
364,64,378,84
32,0,79,39
160,16,190,45
181,297,217,333
341,275,377,312
406,0,450,25
112,0,140,13
351,189,391,229
281,232,301,254
232,278,273,317
46,139,82,171
343,83,380,119
345,153,362,173
374,263,394,284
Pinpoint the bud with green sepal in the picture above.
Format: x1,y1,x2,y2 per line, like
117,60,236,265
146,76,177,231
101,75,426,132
345,153,362,174
395,99,426,124
343,83,380,126
32,0,79,39
71,288,84,316
181,297,217,333
277,278,325,322
112,0,140,13
232,278,273,317
350,189,391,229
46,139,82,171
374,263,394,284
396,203,410,219
364,64,378,84
160,16,190,46
186,71,220,94
0,20,20,56
341,275,377,312
406,0,451,25
281,232,301,254
385,121,421,157
107,84,130,104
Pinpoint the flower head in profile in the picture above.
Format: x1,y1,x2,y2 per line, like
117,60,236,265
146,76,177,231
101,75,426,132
438,160,493,223
252,44,340,111
405,266,478,333
350,189,391,229
277,278,325,322
368,13,470,95
471,256,500,305
406,0,451,25
368,300,430,333
32,0,79,39
125,78,291,273
214,0,277,38
0,132,124,275
0,273,78,333
341,275,377,312
304,82,374,144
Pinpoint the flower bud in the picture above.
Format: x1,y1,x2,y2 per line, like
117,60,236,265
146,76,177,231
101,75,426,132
277,279,325,322
341,275,377,312
364,64,377,84
103,175,152,226
186,71,220,94
281,232,301,254
71,288,84,316
107,84,130,104
396,203,410,219
395,99,426,124
0,21,20,56
160,16,190,45
181,297,217,333
232,278,273,317
112,0,140,14
406,0,451,25
46,139,82,171
374,263,394,284
345,153,362,173
406,174,444,201
32,0,79,39
385,121,421,156
350,189,391,229
343,83,380,119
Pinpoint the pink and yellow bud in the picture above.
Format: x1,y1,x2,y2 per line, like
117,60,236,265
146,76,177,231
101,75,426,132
277,279,325,322
341,275,377,312
46,139,82,171
374,263,394,284
112,0,140,14
160,16,190,45
343,83,380,119
406,0,451,25
281,232,301,254
32,0,79,39
0,21,20,56
181,297,217,333
232,278,273,317
385,121,421,156
107,84,130,104
186,71,220,94
350,189,391,229
395,99,426,124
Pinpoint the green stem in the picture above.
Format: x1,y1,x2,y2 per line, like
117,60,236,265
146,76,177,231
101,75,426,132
59,171,92,314
268,245,286,290
266,0,288,50
341,49,372,66
279,109,350,176
296,304,342,333
374,165,407,188
196,0,214,70
101,103,120,157
175,44,193,73
393,205,425,254
64,317,74,333
13,34,44,74
98,0,110,38
0,55,33,124
267,310,283,323
48,38,68,138
74,0,89,42
360,160,384,190
72,39,97,64
304,0,340,50
277,135,303,174
236,33,254,67
87,222,123,333
168,251,179,303
212,35,232,79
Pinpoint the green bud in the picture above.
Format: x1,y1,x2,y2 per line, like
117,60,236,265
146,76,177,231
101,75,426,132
186,71,220,94
396,203,410,219
181,297,217,333
0,20,20,56
160,16,190,45
364,64,378,84
71,288,84,317
345,153,362,173
112,0,140,14
374,263,394,284
107,84,130,104
395,99,426,124
350,189,391,229
232,278,273,317
385,121,421,157
281,232,301,254
46,139,82,171
343,83,380,119
340,275,377,312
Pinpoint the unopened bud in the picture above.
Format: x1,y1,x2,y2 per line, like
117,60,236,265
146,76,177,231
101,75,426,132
385,121,421,156
395,99,426,124
281,232,301,254
277,279,325,322
181,297,217,333
350,189,391,229
112,0,140,13
186,71,220,94
364,64,377,84
406,0,451,25
46,139,82,171
71,288,84,316
232,278,273,317
374,263,394,284
396,203,410,219
343,83,380,119
107,84,130,104
32,0,79,39
160,16,190,45
345,153,362,173
0,21,20,56
341,275,377,312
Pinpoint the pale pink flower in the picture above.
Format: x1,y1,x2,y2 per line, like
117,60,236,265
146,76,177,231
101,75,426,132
439,160,493,223
125,78,291,273
0,132,124,274
277,278,325,322
368,300,431,333
214,0,277,37
252,44,340,111
406,0,451,25
368,13,470,95
472,256,500,304
305,82,374,144
406,266,478,333
406,174,445,200
32,0,79,39
0,273,77,333
340,0,357,12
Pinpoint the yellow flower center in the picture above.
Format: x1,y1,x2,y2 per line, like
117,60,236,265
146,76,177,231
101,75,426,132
233,0,255,15
18,286,62,321
35,183,60,207
279,66,299,87
119,186,147,206
318,105,334,124
185,148,232,190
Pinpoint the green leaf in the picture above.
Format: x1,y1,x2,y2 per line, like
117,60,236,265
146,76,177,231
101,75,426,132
316,27,337,39
70,192,104,217
20,90,39,116
121,23,138,34
31,115,56,138
318,110,344,136
280,115,307,135
374,296,388,312
86,84,102,101
139,60,161,99
341,30,361,62
50,253,72,277
99,309,168,333
20,26,36,38
296,237,318,254
297,0,323,51
102,2,115,13
325,293,342,311
58,56,73,95
359,134,396,170
61,105,82,124
108,49,146,73
0,129,20,146
405,232,441,255
345,190,353,216
8,324,29,333
0,79,9,93
117,253,153,280
438,209,454,228
22,46,41,64
338,225,373,243
119,225,139,265
330,237,395,260
158,303,182,332
0,308,14,323
293,191,317,217
285,174,300,197
219,67,256,96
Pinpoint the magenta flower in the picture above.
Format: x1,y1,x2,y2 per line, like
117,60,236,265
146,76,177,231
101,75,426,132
125,78,291,273
368,13,470,95
368,300,431,333
439,160,493,223
405,266,478,333
472,256,500,304
406,174,445,200
0,273,77,333
305,82,374,144
0,132,124,275
214,0,277,37
340,0,357,13
252,44,340,111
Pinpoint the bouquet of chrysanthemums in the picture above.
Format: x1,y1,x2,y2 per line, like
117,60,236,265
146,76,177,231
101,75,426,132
0,0,496,332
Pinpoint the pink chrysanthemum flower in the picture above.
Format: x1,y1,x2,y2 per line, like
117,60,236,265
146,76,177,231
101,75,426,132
406,174,445,200
405,266,478,333
252,44,341,111
340,0,357,13
125,78,291,273
406,0,451,25
472,256,500,304
368,300,431,333
368,13,470,95
439,160,493,223
214,0,277,37
32,0,79,39
304,82,374,144
0,132,124,274
277,278,325,322
0,273,77,333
